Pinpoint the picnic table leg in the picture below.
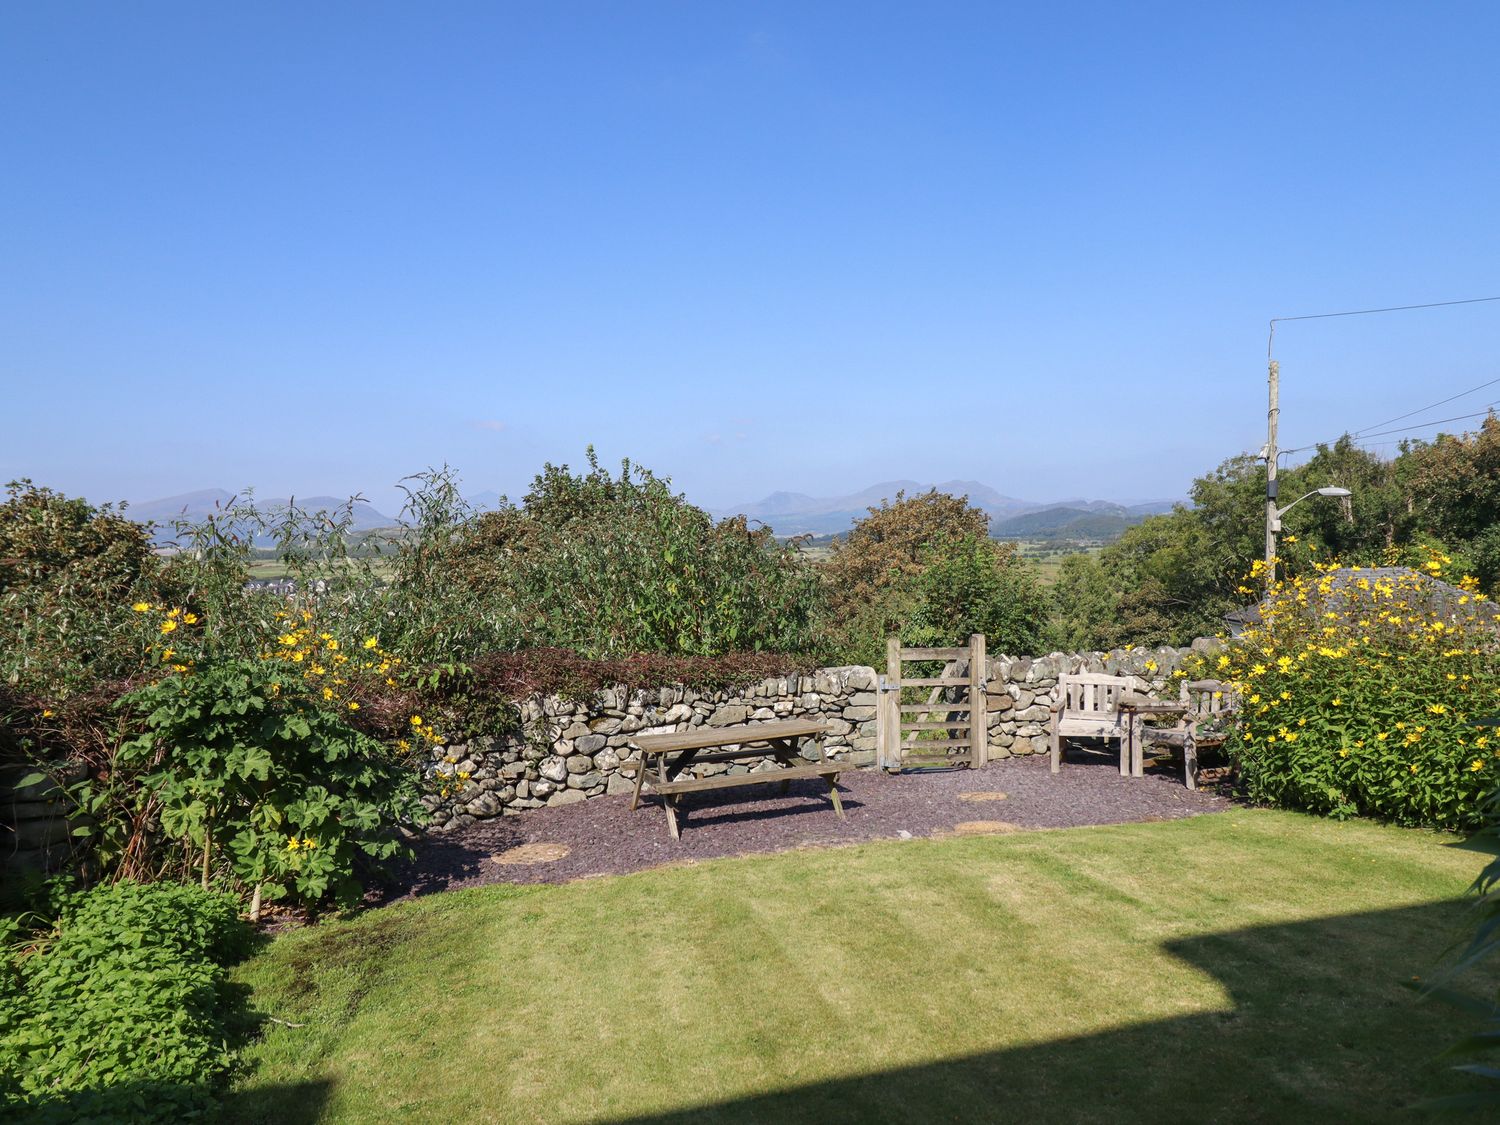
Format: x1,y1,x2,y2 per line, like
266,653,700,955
826,773,845,819
1184,731,1199,791
769,739,796,794
663,748,699,782
629,756,647,811
663,795,681,839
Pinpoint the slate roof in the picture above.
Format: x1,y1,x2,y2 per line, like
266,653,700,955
1224,566,1500,635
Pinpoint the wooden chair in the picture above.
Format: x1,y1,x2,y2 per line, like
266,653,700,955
1134,679,1238,790
1049,673,1135,775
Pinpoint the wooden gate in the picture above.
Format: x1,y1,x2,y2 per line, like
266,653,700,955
875,634,988,770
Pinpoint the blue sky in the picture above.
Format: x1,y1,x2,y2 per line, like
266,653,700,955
3,2,1499,515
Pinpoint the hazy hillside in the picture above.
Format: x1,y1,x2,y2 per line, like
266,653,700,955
990,506,1143,541
720,482,1177,538
130,490,394,545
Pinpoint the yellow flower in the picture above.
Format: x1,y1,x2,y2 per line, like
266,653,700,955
160,619,178,634
411,716,423,727
322,687,334,700
363,637,378,649
42,709,54,718
303,838,316,849
348,701,360,711
326,639,339,651
1428,704,1448,715
286,836,300,851
131,602,150,613
183,613,198,624
1470,759,1485,773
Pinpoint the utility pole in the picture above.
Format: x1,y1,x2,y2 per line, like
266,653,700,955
1264,357,1279,587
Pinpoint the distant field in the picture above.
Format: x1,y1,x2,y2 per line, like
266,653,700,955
246,558,394,581
1012,539,1104,585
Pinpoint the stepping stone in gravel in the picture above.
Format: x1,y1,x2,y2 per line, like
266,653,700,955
491,843,571,865
951,820,1020,836
957,791,1008,803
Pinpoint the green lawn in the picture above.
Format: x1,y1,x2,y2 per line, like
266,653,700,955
227,811,1497,1123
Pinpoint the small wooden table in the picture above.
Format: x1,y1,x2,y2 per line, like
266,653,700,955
1119,695,1188,777
627,719,841,838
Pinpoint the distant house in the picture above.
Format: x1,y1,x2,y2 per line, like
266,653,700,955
1223,566,1500,637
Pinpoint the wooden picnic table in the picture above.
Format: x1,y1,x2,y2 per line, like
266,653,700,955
627,718,841,838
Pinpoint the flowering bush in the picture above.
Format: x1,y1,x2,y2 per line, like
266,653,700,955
1216,553,1500,830
106,652,425,910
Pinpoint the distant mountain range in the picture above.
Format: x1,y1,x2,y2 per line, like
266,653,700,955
129,482,1180,545
128,489,395,547
713,481,1178,538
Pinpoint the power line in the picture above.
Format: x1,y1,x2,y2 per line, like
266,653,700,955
1355,404,1500,441
1278,374,1500,456
1268,294,1500,358
1349,374,1500,437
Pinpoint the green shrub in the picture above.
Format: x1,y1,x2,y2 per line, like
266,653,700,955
98,655,425,909
443,451,822,659
0,881,250,1122
821,493,1051,663
0,480,159,699
1217,556,1500,831
909,536,1049,655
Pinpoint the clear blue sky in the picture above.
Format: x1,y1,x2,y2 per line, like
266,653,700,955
4,2,1498,515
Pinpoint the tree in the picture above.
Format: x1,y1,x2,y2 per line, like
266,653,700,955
822,491,1047,662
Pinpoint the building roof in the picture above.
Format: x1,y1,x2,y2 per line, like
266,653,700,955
1224,566,1499,634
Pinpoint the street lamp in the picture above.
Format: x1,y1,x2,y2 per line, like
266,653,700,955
1265,486,1351,586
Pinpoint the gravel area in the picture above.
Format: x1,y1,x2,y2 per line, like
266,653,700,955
374,755,1232,901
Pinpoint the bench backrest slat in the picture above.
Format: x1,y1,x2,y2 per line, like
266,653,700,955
1059,673,1132,717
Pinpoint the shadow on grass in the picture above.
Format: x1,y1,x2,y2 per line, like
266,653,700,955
606,899,1494,1125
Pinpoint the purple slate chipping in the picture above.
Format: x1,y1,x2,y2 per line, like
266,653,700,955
373,755,1231,901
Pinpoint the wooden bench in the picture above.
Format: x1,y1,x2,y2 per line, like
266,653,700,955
1132,679,1238,790
1049,672,1136,775
627,719,841,838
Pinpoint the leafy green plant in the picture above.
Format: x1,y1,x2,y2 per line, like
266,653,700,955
909,536,1049,655
103,655,425,909
0,880,250,1122
447,450,821,659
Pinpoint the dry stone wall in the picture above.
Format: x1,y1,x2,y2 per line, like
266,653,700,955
423,641,1216,831
1,763,84,876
